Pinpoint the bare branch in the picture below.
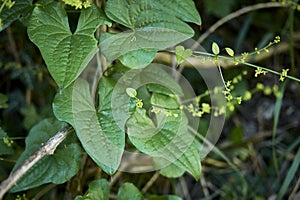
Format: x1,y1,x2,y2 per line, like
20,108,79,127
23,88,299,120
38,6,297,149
0,126,72,199
192,2,288,48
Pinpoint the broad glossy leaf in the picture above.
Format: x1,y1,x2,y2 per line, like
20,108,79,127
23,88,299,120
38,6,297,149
175,141,201,180
127,108,201,180
119,49,157,69
102,0,201,68
75,179,109,200
53,79,124,174
147,84,176,97
155,141,201,180
142,66,184,97
117,183,143,200
52,85,74,126
97,77,125,173
0,0,33,32
149,104,201,180
148,195,182,200
151,93,179,109
28,2,109,88
10,118,82,192
111,64,184,130
105,0,201,28
159,162,185,178
101,27,191,63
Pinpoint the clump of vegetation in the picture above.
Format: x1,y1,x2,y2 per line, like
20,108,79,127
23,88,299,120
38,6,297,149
0,0,299,199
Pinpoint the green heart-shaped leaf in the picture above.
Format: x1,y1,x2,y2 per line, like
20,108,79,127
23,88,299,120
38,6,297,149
105,0,201,29
53,78,125,174
102,0,201,69
150,93,179,109
117,183,143,200
101,28,191,64
75,179,110,200
175,46,193,64
127,108,201,180
28,2,110,89
119,49,158,69
158,162,185,178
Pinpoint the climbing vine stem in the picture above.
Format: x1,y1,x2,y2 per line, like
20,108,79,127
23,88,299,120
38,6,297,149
191,51,300,83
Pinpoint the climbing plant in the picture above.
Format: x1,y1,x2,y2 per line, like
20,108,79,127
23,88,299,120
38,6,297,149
0,0,299,199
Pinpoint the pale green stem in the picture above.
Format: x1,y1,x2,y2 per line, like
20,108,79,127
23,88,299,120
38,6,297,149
0,0,9,13
192,51,300,83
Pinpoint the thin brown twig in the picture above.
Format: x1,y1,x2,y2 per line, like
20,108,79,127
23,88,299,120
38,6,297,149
192,2,288,48
109,168,123,187
288,176,300,200
33,184,56,200
200,173,210,197
0,126,72,199
141,171,160,193
6,27,21,63
179,176,191,200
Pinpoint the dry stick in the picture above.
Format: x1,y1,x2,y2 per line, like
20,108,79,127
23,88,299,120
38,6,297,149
0,126,72,199
179,177,191,200
288,176,300,200
200,174,209,197
6,27,21,63
192,2,288,49
141,171,160,193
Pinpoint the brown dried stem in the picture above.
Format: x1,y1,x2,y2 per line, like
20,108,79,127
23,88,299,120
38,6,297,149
0,126,72,199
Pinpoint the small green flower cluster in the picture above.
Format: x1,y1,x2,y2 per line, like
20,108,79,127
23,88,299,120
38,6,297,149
211,36,296,83
177,72,248,118
256,83,281,98
254,66,289,82
275,0,300,11
16,194,28,200
180,102,211,118
180,99,226,118
151,106,179,118
222,73,249,113
255,68,268,77
222,80,243,103
235,36,280,64
1,0,14,8
279,69,289,82
62,0,91,9
2,136,13,147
